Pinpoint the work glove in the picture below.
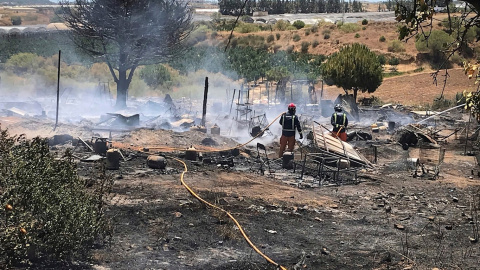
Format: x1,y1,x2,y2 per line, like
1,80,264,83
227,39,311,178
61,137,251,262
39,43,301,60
299,133,303,140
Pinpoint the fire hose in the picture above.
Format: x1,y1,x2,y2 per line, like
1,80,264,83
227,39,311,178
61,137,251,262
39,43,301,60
170,156,287,270
132,112,288,269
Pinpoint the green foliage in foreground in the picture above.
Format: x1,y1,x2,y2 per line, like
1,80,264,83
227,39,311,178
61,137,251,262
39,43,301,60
0,129,112,267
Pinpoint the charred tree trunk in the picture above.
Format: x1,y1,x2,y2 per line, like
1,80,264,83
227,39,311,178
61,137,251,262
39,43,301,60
115,68,128,109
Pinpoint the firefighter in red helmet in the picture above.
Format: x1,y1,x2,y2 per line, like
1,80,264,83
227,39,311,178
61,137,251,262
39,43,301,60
279,103,303,158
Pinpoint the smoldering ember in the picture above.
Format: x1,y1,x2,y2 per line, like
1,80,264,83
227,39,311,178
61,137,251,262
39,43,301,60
1,1,480,270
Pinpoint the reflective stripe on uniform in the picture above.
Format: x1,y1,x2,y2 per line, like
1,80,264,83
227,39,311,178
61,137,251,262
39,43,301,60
334,113,346,127
282,115,296,131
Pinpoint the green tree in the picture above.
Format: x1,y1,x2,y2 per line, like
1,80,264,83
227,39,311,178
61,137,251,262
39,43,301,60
60,0,193,109
415,30,455,68
266,66,290,102
11,16,22,25
5,53,44,75
140,64,172,90
322,43,383,103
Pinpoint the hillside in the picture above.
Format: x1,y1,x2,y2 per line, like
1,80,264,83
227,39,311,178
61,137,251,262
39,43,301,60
205,11,475,106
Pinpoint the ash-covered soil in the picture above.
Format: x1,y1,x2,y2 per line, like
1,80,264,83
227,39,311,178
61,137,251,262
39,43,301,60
3,113,480,270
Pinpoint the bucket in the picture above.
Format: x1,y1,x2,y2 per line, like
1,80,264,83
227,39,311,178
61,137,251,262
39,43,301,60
211,124,221,135
106,149,121,170
282,152,294,169
337,159,350,169
388,121,396,131
407,158,419,169
94,138,108,155
185,147,197,161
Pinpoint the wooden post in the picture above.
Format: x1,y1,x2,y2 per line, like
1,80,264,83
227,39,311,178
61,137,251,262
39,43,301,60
464,111,472,155
229,89,236,115
201,77,208,127
54,50,61,130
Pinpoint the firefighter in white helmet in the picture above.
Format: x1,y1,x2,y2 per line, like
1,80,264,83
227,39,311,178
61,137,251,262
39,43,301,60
331,104,348,141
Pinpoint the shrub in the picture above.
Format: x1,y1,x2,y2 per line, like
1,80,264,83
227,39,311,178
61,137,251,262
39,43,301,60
450,53,465,66
267,34,275,43
11,16,21,26
0,130,112,266
305,29,310,36
276,33,281,40
432,96,454,110
210,31,217,38
388,40,405,52
301,41,310,53
322,29,331,35
324,34,330,39
388,57,400,66
379,36,386,42
286,25,297,31
312,40,320,48
292,20,305,29
362,19,368,25
311,25,319,33
293,34,301,42
362,26,366,30
275,20,290,31
286,45,294,53
234,22,260,33
355,33,360,38
378,54,386,65
339,23,360,33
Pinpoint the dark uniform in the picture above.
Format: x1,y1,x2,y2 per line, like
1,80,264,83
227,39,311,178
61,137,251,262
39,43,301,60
330,110,348,141
279,110,302,158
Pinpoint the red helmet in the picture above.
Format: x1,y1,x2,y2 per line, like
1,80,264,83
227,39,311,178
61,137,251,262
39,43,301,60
288,103,296,109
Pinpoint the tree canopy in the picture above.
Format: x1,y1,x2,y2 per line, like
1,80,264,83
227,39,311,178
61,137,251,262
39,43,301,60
322,43,383,102
60,0,193,108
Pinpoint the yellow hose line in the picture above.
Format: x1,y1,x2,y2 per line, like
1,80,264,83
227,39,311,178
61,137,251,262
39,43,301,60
147,112,285,154
170,156,288,270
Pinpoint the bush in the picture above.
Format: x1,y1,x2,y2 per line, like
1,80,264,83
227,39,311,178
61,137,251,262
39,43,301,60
322,29,331,35
362,19,368,25
311,25,319,33
312,40,320,48
324,34,330,39
275,20,290,31
286,45,294,53
267,34,275,43
388,40,405,52
293,34,301,42
362,26,366,30
292,20,305,29
432,96,454,110
11,16,21,26
378,54,386,65
234,22,260,33
286,25,297,31
339,23,360,33
355,33,360,38
379,35,386,42
276,33,281,40
388,57,400,66
0,130,112,266
301,41,310,53
305,29,310,36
